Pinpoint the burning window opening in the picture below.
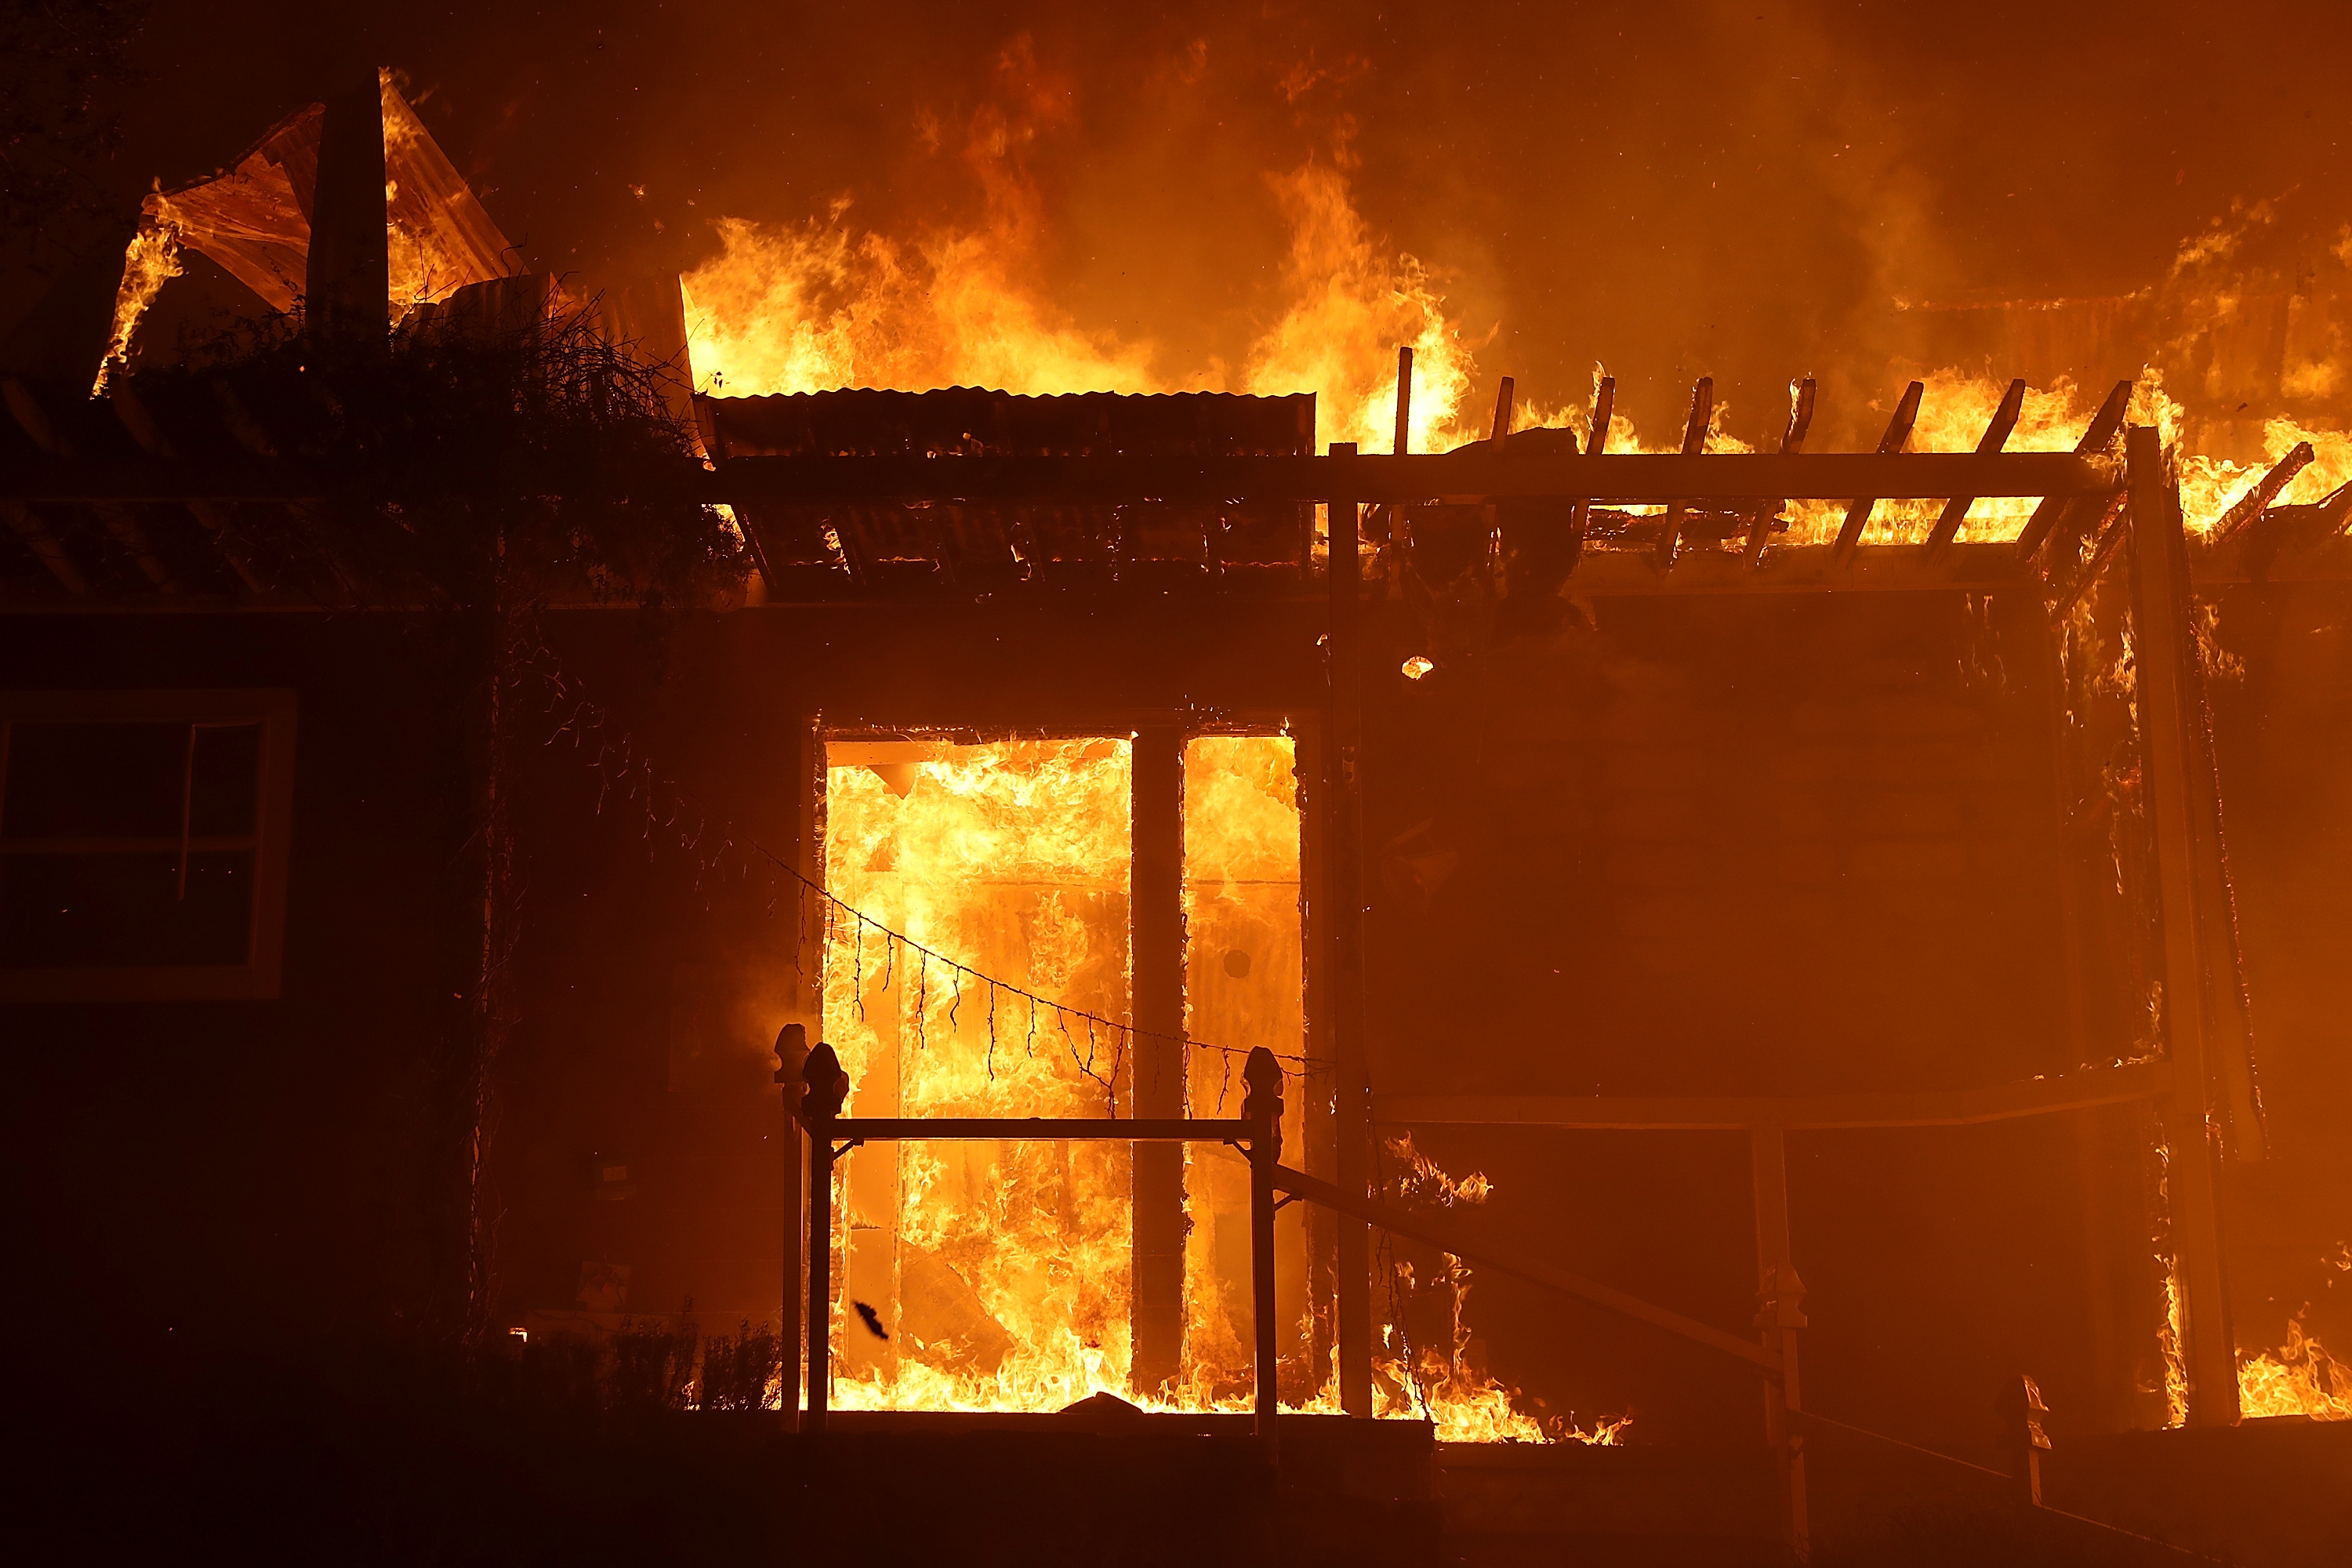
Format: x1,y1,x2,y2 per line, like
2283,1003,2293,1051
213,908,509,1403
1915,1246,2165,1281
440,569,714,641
822,735,1137,1414
1180,735,1317,1413
816,731,1575,1437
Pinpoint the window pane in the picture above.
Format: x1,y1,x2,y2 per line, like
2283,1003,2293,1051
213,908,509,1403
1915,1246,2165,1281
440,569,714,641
190,724,263,837
3,724,191,840
0,851,254,967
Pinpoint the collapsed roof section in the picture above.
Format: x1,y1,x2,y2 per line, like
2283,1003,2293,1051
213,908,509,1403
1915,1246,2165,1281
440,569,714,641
96,70,521,387
702,388,1319,593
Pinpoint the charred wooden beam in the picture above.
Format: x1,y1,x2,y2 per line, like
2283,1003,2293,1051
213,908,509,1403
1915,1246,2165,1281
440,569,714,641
1565,375,1614,575
2236,479,2352,581
1656,376,1715,566
1393,345,1413,456
2123,426,2242,1425
1745,376,1817,568
1,448,2132,506
1924,378,2026,564
1831,380,1923,566
713,449,2119,505
2013,379,2132,564
1489,376,1515,447
2209,441,2314,545
1374,1060,2169,1129
2046,492,2131,618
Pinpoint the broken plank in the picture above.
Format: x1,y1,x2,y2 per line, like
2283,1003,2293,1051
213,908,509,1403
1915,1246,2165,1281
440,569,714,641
1565,375,1613,576
1747,376,1817,568
2209,441,2314,545
2013,379,2132,564
1655,376,1715,566
1832,381,1924,565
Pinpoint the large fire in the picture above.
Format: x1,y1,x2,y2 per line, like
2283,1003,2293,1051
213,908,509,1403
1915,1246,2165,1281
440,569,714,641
679,69,2346,538
818,734,1581,1439
822,738,1138,1413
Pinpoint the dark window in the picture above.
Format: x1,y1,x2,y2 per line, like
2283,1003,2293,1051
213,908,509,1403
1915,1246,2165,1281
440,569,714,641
1,695,295,1000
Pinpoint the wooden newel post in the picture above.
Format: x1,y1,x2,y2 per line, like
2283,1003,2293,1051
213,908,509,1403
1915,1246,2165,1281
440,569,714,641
1755,1261,1810,1562
800,1040,849,1432
1997,1374,2053,1508
774,1024,811,1428
1244,1046,1285,1464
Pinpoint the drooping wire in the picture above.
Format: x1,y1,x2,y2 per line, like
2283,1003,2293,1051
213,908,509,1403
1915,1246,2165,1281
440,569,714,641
520,639,1329,1085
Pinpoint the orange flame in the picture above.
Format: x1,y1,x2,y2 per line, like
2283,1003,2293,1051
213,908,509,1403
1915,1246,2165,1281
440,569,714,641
2238,1316,2352,1421
93,222,185,394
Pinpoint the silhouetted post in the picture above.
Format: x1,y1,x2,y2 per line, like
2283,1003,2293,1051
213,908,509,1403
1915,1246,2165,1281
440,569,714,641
800,1040,849,1431
1244,1046,1285,1463
775,1023,809,1428
1325,444,1374,1420
1130,725,1186,1399
1751,1125,1810,1562
1997,1374,2053,1508
2125,424,2245,1425
307,68,390,354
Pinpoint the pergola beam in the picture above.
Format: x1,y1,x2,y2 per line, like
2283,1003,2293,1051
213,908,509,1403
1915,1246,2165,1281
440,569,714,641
0,448,2129,506
1374,1061,2169,1131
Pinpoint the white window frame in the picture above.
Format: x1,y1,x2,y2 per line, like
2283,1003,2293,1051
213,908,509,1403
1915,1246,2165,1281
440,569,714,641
0,689,298,1002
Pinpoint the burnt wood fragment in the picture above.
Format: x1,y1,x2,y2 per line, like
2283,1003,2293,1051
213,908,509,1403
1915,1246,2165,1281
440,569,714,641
1831,379,1923,566
2013,379,2132,564
1655,376,1715,566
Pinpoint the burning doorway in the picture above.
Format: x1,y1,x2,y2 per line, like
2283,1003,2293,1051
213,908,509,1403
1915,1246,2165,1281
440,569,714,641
818,731,1312,1413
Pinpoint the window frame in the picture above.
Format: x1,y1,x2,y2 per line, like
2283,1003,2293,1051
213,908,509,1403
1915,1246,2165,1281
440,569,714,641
0,689,298,1002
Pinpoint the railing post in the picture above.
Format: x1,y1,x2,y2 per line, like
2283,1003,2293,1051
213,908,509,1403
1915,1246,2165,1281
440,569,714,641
774,1023,810,1430
1244,1046,1285,1464
1751,1125,1809,1561
801,1040,848,1432
1998,1373,2053,1508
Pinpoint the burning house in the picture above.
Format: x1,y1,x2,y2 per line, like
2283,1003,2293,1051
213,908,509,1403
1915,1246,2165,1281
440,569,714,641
5,31,2350,1568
